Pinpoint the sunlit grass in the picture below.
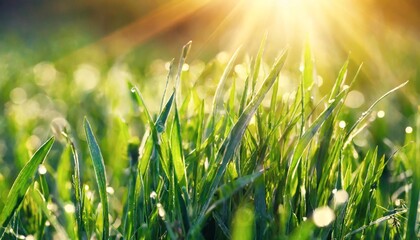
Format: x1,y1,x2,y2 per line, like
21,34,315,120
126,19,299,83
0,40,418,239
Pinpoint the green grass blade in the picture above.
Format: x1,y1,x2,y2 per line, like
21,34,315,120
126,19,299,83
239,76,250,115
156,91,175,133
171,103,188,187
160,58,175,113
0,136,54,236
329,58,349,101
123,141,139,239
31,187,69,239
302,40,315,95
83,118,109,239
254,171,268,240
213,212,231,239
251,33,267,95
129,83,155,127
407,106,420,239
314,60,349,190
192,49,288,235
207,170,263,215
289,221,315,240
286,88,347,197
212,47,241,119
61,131,84,239
344,81,408,146
173,41,192,104
232,205,255,240
138,131,155,177
175,41,192,91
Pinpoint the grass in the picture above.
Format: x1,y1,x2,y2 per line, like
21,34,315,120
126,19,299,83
0,40,418,239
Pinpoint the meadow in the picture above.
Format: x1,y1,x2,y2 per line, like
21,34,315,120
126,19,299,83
0,32,418,239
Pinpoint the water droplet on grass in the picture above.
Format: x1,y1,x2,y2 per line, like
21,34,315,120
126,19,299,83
150,191,157,199
182,63,190,71
106,186,115,195
38,164,47,175
157,203,166,220
339,121,346,129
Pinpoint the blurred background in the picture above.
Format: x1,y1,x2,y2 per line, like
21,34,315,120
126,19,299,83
0,0,419,189
1,0,419,97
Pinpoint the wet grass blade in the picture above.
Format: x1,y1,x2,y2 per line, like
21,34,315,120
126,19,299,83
0,136,54,236
31,187,69,239
314,60,349,187
61,131,84,239
84,118,109,239
286,88,347,197
212,47,241,119
156,91,175,133
192,49,288,235
344,81,408,146
129,83,155,127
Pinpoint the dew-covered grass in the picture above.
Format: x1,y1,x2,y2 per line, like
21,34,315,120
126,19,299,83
0,40,418,239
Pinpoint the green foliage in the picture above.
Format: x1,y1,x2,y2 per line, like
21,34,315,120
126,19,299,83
0,137,54,238
84,118,109,239
0,41,417,239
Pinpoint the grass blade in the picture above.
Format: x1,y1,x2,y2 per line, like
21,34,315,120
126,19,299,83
156,91,175,133
212,47,241,119
84,118,109,239
160,58,175,113
344,81,408,146
30,187,69,239
192,49,288,235
302,40,315,95
232,205,255,240
175,41,192,102
251,33,267,95
171,103,188,187
207,170,263,215
129,83,155,127
286,88,347,197
0,136,54,236
407,106,420,239
61,131,84,239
